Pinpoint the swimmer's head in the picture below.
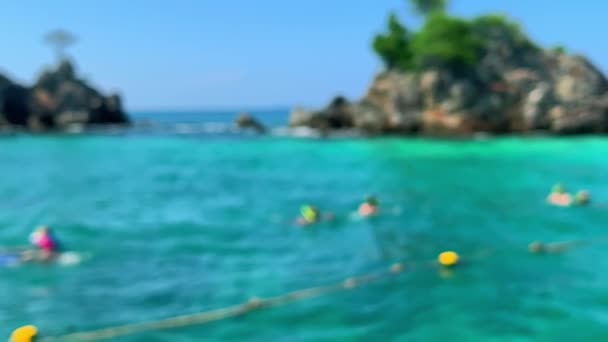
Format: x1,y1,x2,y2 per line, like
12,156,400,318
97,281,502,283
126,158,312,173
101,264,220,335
300,205,318,223
575,190,590,205
552,184,566,194
35,226,50,234
365,196,378,206
528,241,544,254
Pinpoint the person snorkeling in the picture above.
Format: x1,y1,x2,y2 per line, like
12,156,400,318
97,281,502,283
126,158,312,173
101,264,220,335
546,184,573,207
27,226,61,261
358,195,379,217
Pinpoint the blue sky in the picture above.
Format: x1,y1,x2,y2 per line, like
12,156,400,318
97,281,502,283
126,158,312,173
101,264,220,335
1,1,607,110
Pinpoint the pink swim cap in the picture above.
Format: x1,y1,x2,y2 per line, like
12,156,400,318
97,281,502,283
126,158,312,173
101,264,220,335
37,234,56,252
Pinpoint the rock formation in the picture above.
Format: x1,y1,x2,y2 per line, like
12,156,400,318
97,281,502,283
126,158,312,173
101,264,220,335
290,23,608,136
235,112,266,133
0,59,128,131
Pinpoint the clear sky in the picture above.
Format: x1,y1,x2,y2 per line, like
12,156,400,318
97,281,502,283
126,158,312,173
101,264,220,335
1,1,607,110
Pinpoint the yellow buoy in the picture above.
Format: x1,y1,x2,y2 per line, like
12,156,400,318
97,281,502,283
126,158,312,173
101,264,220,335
10,325,38,342
438,251,459,267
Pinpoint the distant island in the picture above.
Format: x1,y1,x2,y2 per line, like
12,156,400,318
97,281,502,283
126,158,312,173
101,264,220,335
0,30,128,132
290,0,608,136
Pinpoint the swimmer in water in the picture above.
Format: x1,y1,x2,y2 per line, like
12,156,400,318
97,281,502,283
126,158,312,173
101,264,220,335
546,184,573,207
358,196,379,217
297,205,320,226
26,226,61,262
296,205,335,227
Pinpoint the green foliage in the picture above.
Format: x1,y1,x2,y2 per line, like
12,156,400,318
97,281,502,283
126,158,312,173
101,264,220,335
411,13,481,70
470,14,537,51
409,0,448,17
44,29,78,61
552,45,567,54
372,13,414,70
372,5,548,73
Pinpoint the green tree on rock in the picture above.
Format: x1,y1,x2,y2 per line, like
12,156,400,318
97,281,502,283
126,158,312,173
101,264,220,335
44,29,77,63
470,14,537,52
411,13,481,71
372,13,413,70
371,1,546,74
552,45,567,55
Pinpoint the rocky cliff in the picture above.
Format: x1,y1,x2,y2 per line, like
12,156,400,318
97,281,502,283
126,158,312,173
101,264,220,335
290,27,608,136
0,60,128,131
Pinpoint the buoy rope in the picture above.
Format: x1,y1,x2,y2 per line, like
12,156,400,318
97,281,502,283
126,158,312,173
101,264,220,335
29,234,608,341
39,265,405,341
528,234,608,254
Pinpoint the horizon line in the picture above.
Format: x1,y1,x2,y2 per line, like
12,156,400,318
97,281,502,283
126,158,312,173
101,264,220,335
127,105,293,113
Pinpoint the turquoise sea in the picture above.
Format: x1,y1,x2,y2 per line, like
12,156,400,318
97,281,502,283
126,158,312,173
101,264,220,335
2,110,608,341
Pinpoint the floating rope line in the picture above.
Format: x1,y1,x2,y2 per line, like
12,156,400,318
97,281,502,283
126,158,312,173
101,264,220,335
22,235,608,341
38,257,447,342
528,235,608,254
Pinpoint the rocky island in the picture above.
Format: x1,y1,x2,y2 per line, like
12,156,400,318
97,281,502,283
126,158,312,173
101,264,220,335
0,59,128,132
290,1,608,136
